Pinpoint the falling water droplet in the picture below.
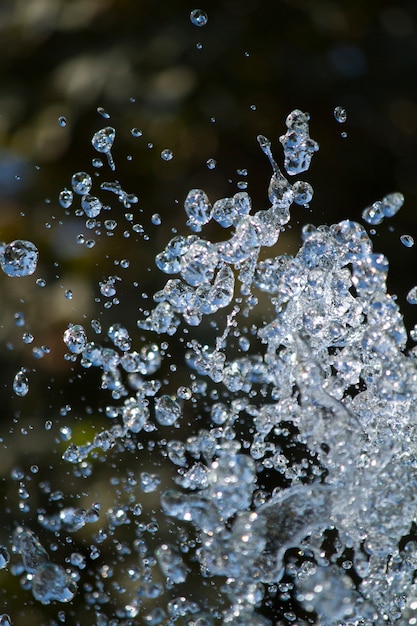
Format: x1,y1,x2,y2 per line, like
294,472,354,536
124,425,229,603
407,286,417,305
1,240,39,277
400,234,414,248
71,172,92,195
97,107,110,119
91,127,116,171
161,149,173,161
59,188,73,209
13,369,29,397
334,106,347,123
190,9,208,26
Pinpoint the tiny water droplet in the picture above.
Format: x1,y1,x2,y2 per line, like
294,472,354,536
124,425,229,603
400,234,414,248
131,128,143,137
334,106,347,123
58,116,67,127
13,368,29,397
190,8,208,27
97,107,110,119
161,149,173,161
152,214,162,225
407,286,417,305
65,289,73,300
206,158,217,170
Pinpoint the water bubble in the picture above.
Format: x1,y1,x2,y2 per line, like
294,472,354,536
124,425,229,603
58,116,67,127
190,9,208,27
334,106,347,123
1,240,39,277
131,128,143,137
206,158,217,169
91,126,116,170
71,172,92,195
161,149,173,161
152,213,162,225
59,188,73,209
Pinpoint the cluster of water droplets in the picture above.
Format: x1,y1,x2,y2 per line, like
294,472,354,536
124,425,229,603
4,107,417,625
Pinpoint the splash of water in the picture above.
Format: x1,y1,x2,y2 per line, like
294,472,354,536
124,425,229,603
3,107,417,625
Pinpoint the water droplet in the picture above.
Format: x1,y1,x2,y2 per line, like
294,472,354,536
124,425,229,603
131,128,143,137
63,324,87,354
206,158,217,169
1,240,39,277
190,8,208,27
154,395,182,426
13,369,29,397
59,188,73,209
184,188,213,231
97,106,110,119
58,116,67,127
334,106,347,123
91,127,116,170
407,286,417,305
32,562,77,604
71,172,92,195
14,312,25,327
161,149,173,161
152,213,162,225
81,194,102,218
0,546,10,569
400,234,414,248
292,180,314,206
22,332,34,344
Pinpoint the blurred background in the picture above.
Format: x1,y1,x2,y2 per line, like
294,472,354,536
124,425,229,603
0,0,417,623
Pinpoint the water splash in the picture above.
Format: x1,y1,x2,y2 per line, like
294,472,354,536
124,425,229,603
3,107,417,625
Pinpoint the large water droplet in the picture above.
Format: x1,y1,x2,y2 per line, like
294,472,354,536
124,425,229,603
1,240,39,277
71,172,92,195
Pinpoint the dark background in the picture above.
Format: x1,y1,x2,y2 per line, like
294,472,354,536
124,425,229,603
0,0,416,624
